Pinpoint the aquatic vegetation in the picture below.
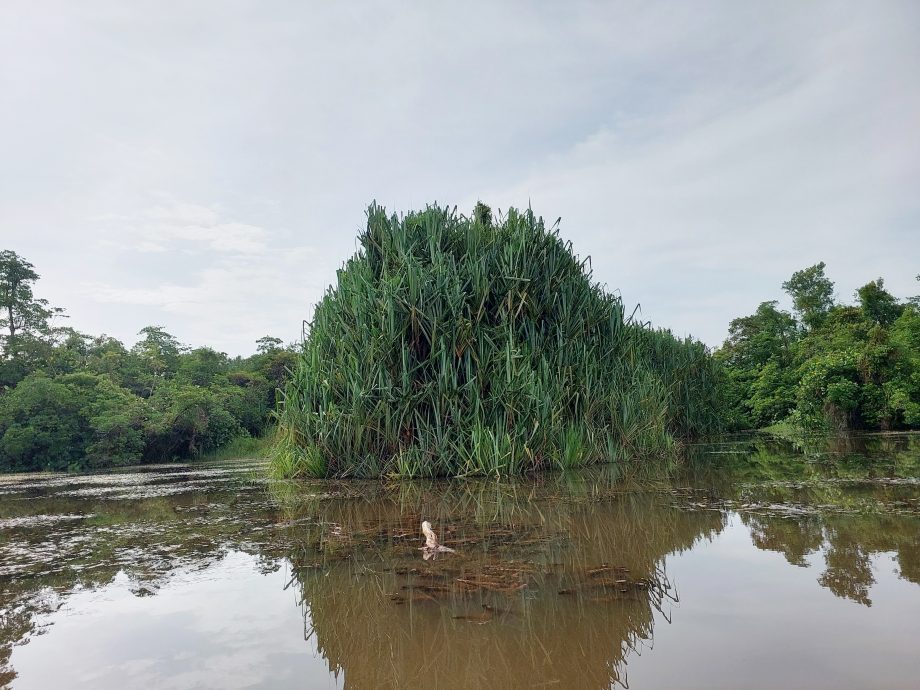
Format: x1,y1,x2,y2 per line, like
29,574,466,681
273,203,724,478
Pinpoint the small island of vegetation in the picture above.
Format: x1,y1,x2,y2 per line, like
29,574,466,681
271,203,723,478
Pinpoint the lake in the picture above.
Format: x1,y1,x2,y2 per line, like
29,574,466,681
1,433,919,689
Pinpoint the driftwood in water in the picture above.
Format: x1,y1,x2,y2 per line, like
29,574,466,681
420,520,456,560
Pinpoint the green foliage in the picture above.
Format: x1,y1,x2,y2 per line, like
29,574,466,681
0,250,66,356
782,262,834,329
199,433,272,460
0,250,293,473
146,383,244,458
178,347,230,387
131,325,185,394
856,278,903,327
255,335,284,354
715,301,798,428
0,373,147,471
719,263,920,432
273,203,723,478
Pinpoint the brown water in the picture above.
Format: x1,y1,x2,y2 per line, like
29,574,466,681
1,433,919,689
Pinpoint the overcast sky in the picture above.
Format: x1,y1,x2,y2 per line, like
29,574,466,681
2,1,918,355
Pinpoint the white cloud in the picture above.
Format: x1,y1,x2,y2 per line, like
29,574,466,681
83,223,320,352
0,0,917,353
480,4,920,343
108,202,270,254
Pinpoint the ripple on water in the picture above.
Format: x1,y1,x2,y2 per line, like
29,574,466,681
0,514,91,529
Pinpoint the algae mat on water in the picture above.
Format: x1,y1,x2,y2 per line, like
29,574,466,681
273,203,724,478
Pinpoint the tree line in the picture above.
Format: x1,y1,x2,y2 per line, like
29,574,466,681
0,250,294,472
2,245,917,474
717,262,920,431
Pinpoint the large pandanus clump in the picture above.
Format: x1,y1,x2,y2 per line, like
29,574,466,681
272,203,724,478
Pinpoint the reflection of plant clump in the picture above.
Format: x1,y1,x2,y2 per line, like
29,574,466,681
279,474,724,689
274,203,723,478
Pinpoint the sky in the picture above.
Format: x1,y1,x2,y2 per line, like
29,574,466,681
1,1,918,356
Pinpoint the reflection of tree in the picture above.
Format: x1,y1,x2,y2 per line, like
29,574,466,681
747,515,824,567
818,537,874,606
2,433,919,687
897,537,920,585
685,432,920,608
684,431,920,485
741,511,920,606
277,475,725,689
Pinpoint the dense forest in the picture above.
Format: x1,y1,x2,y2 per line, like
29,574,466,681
0,250,293,473
717,263,920,432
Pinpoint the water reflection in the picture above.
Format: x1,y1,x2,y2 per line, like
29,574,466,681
0,432,918,688
684,432,920,607
0,461,287,687
274,476,724,689
743,512,920,605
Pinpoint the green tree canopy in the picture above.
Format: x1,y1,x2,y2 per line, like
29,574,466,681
715,301,799,428
720,301,798,370
0,250,64,356
255,335,284,354
0,251,292,473
856,278,903,327
782,262,835,329
178,347,230,386
719,263,919,432
131,326,186,394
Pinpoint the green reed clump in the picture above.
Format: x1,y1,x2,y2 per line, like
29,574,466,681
272,203,724,478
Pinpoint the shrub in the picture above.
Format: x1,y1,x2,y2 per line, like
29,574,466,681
273,203,723,478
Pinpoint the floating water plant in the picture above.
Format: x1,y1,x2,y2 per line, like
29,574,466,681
272,203,724,478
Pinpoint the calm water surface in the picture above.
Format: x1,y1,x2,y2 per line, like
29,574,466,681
1,433,919,689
